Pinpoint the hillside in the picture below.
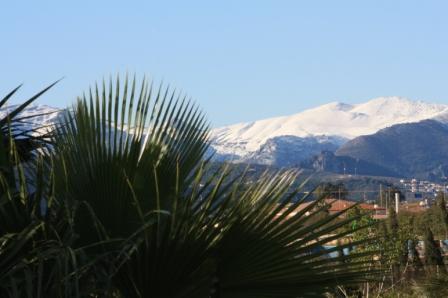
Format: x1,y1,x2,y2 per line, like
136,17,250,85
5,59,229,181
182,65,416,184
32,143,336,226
336,120,448,180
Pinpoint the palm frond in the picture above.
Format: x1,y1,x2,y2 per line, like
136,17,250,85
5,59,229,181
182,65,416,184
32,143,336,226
50,75,209,242
0,81,59,168
48,75,382,297
0,147,86,298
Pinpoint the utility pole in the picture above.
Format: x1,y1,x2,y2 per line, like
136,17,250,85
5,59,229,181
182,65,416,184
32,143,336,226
395,192,400,213
388,188,391,209
380,184,383,207
386,189,389,211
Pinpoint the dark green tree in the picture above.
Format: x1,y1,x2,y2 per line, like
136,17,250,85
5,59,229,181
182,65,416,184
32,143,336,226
436,192,448,239
315,182,348,200
387,208,401,282
415,205,446,238
388,207,399,237
398,213,417,266
423,227,445,274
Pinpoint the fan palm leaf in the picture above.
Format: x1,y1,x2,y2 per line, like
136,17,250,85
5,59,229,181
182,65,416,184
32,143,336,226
50,75,209,244
0,82,94,297
48,75,381,297
0,82,59,171
0,145,86,298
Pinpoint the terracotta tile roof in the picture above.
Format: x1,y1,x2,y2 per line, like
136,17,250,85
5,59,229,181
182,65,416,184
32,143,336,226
324,198,385,213
275,199,386,219
325,199,354,212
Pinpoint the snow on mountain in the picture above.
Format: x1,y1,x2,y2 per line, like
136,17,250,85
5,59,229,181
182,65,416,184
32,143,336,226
0,104,63,135
211,97,448,162
0,104,62,124
242,135,346,167
2,98,448,168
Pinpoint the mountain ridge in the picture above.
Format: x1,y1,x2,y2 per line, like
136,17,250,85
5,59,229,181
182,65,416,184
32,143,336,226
4,99,448,181
211,96,448,163
335,119,448,181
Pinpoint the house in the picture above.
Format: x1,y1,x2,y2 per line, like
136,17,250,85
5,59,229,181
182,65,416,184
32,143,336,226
324,198,387,219
275,198,387,220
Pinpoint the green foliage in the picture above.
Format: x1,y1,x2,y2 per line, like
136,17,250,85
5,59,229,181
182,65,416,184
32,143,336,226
346,208,424,296
0,84,88,297
0,77,384,297
315,182,348,200
412,204,447,239
345,207,378,255
423,227,444,268
436,192,448,238
386,208,403,266
0,82,59,171
0,145,85,297
50,75,209,244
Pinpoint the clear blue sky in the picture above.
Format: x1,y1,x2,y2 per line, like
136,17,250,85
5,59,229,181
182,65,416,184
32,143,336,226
2,0,448,126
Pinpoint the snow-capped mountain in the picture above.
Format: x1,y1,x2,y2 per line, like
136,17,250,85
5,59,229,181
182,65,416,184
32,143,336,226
0,104,62,125
3,97,448,172
211,97,448,164
0,104,63,135
242,135,346,167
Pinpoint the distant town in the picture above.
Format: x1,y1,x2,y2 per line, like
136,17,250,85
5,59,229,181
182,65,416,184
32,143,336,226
399,178,448,203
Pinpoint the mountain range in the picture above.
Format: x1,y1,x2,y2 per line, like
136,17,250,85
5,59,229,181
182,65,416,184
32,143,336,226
3,97,448,181
211,97,448,181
